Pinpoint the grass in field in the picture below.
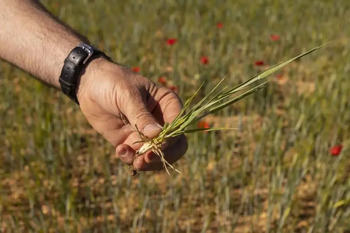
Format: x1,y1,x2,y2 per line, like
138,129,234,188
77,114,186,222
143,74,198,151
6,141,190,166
1,0,350,232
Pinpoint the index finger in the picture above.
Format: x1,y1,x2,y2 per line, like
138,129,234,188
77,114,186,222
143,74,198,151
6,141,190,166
157,87,183,123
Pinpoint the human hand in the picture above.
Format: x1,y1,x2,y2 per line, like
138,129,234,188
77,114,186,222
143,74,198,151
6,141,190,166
76,57,188,172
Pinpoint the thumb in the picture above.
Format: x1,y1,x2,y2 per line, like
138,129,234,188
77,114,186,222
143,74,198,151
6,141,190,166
122,96,162,139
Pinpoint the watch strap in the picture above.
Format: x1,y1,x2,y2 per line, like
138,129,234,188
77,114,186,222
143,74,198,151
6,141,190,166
59,44,101,105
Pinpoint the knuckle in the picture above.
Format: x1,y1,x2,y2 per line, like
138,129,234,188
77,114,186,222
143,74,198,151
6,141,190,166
126,88,141,100
117,84,141,103
134,110,152,127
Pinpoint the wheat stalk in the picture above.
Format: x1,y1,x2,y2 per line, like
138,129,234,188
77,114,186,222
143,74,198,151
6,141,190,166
133,44,327,175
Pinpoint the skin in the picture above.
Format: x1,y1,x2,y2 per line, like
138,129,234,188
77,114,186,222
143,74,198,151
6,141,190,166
0,0,188,172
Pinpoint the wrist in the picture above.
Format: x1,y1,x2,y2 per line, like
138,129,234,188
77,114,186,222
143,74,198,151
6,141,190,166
59,44,112,104
75,55,119,104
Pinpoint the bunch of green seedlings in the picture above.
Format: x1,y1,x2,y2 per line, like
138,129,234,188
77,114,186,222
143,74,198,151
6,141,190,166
131,45,326,175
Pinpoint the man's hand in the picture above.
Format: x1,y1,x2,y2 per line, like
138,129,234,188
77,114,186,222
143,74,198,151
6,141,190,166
77,57,188,171
0,0,188,171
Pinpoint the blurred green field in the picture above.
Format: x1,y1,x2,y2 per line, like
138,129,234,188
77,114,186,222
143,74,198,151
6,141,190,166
1,0,350,232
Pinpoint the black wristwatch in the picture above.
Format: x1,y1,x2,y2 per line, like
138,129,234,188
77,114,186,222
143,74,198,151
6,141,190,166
59,44,102,105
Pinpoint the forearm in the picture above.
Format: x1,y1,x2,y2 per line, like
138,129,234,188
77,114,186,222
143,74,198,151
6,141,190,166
0,0,88,88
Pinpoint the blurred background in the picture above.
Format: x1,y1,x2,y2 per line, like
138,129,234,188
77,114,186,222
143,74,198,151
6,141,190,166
0,0,349,232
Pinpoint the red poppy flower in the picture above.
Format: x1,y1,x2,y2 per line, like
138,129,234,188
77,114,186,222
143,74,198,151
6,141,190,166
216,22,223,29
198,120,210,129
132,67,140,73
330,145,343,156
167,38,177,46
169,85,178,93
255,60,264,66
270,34,280,41
201,56,209,65
158,77,167,85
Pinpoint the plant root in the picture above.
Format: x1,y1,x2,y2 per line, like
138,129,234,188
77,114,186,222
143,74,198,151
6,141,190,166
136,140,181,175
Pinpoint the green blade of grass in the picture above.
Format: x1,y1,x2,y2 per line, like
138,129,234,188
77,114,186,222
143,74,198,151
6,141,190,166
204,81,269,117
166,127,238,138
223,43,329,98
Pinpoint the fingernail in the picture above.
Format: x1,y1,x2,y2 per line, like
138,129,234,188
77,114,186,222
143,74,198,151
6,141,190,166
118,148,127,157
129,169,138,176
143,124,162,134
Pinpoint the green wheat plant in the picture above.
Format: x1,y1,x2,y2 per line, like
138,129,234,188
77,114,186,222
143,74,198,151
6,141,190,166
134,45,326,175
